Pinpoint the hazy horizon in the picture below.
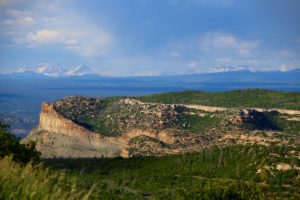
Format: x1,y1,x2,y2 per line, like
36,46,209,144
1,0,300,76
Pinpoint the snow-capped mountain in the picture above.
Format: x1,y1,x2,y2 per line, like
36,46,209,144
15,64,97,77
158,66,256,76
35,64,67,77
205,66,256,73
65,65,95,76
180,65,256,75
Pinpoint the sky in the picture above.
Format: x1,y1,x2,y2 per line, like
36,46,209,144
0,0,300,76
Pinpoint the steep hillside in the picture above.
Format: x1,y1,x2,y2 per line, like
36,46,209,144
24,90,300,158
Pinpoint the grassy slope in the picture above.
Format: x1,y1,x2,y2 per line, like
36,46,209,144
0,156,94,200
9,145,297,199
138,89,300,110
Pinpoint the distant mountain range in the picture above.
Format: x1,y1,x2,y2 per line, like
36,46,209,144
1,66,299,138
14,64,96,77
2,65,300,79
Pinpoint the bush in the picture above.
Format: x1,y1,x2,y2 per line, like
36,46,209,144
0,121,40,163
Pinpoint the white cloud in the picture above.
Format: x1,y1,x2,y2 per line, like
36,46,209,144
65,30,114,58
200,32,259,56
6,9,23,16
0,1,115,59
3,16,35,26
26,30,60,44
0,9,36,26
17,28,114,59
159,32,300,74
279,64,296,72
212,35,236,46
100,32,266,76
278,50,294,57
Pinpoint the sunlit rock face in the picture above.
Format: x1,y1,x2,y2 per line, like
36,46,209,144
24,95,300,158
25,103,123,158
24,99,210,158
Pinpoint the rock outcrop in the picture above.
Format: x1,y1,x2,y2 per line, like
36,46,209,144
24,103,124,158
24,96,300,158
25,101,209,158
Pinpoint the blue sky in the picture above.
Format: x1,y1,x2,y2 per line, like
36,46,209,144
0,0,300,76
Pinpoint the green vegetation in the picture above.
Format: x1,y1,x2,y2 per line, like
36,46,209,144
42,145,299,199
1,118,300,199
138,89,300,110
52,89,300,137
0,121,40,163
176,112,221,134
272,114,300,135
0,156,93,200
54,97,122,136
241,111,300,134
3,89,299,199
81,100,122,136
0,122,92,199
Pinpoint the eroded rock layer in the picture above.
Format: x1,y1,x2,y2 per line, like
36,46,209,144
24,96,300,158
24,103,123,158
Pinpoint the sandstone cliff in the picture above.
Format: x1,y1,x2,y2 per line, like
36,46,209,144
24,96,300,158
24,103,124,158
25,101,209,158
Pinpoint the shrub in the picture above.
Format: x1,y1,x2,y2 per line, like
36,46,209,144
0,121,40,163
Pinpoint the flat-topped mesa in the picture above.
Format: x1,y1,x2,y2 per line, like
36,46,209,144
24,94,300,158
26,100,211,158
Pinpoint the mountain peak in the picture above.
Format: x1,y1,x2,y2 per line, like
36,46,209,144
65,65,95,76
15,64,97,77
36,64,66,77
206,66,255,73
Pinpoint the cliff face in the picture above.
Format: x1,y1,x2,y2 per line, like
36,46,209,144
40,103,93,138
25,103,124,158
24,100,210,158
24,96,300,158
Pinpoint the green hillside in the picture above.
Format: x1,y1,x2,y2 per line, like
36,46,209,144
138,89,300,110
1,144,299,199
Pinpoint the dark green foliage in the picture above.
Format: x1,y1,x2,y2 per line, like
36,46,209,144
176,181,265,200
241,110,300,134
176,113,221,133
242,111,282,131
1,144,299,199
82,99,122,136
54,97,122,136
274,116,300,135
0,121,40,163
138,89,300,110
41,145,300,199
